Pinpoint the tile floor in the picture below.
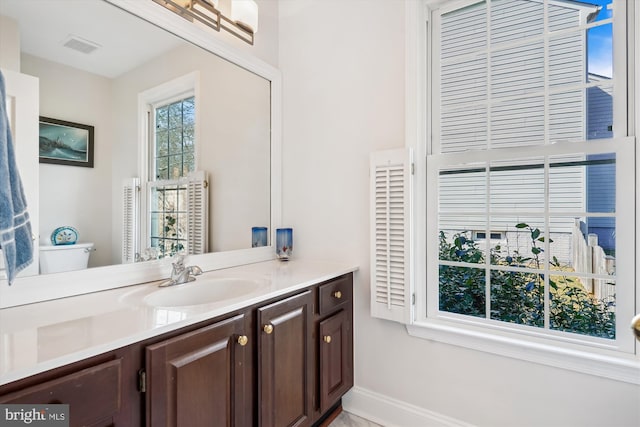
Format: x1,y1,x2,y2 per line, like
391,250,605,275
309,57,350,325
329,411,382,427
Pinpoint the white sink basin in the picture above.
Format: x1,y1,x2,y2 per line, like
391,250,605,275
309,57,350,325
143,277,263,307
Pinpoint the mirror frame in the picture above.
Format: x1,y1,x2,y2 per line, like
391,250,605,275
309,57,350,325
0,0,281,308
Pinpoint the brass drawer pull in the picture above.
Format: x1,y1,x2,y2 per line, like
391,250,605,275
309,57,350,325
333,291,342,299
263,324,274,334
323,335,332,344
237,335,248,346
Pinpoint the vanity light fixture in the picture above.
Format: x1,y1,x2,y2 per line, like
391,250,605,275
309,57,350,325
152,0,258,45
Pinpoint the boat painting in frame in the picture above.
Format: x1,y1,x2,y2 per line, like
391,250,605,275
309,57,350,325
39,116,94,168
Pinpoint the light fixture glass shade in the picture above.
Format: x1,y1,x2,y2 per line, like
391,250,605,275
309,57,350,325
231,0,258,33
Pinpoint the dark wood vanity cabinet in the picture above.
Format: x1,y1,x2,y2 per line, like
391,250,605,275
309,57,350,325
315,274,354,417
0,273,354,427
255,274,354,426
318,308,352,414
145,312,253,427
257,290,314,427
0,353,130,427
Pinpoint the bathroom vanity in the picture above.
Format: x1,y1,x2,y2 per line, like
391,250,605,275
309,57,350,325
0,260,356,426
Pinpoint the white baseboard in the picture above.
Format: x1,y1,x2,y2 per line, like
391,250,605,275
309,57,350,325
342,386,476,427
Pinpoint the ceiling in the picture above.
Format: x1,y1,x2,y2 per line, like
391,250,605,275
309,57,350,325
0,0,184,78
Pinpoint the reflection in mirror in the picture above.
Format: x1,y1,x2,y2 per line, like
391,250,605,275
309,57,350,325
0,0,271,276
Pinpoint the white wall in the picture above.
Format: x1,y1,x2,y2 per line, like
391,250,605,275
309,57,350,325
278,1,640,426
22,54,114,269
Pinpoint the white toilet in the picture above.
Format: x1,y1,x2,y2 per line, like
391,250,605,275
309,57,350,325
39,243,95,274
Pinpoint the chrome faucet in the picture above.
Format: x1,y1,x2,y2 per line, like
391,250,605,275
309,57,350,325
159,254,203,287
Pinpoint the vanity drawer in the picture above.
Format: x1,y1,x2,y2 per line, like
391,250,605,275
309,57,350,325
0,358,122,427
318,274,352,316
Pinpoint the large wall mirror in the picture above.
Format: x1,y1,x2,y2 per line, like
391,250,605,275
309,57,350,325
0,0,281,307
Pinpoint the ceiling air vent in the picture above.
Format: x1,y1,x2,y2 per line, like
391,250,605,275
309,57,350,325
62,35,101,54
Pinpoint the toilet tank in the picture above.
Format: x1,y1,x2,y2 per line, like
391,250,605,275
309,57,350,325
39,242,94,274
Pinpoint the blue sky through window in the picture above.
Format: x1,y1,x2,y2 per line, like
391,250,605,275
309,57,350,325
586,0,613,77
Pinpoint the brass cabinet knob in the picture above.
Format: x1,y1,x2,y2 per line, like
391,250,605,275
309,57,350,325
237,335,248,346
333,291,342,299
323,335,332,344
263,324,274,334
632,314,640,341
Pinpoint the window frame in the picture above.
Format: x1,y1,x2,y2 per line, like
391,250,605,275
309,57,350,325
147,94,196,258
406,0,640,384
137,72,200,258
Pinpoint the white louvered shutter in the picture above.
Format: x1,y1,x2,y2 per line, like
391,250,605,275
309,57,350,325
186,171,208,255
122,178,140,263
370,148,412,323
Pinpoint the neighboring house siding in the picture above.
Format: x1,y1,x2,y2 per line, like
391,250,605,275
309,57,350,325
439,0,587,264
492,0,543,44
586,80,615,252
440,0,487,154
587,80,613,139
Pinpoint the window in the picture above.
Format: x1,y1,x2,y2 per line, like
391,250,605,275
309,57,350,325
149,96,195,257
368,0,637,380
148,181,188,257
152,96,195,180
419,0,635,356
125,72,208,263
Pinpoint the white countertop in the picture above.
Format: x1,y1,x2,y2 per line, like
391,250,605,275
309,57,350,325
0,260,358,386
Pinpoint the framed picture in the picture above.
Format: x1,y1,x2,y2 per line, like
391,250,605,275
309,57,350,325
39,117,94,168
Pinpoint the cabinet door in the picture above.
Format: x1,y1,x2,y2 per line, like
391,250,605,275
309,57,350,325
318,309,353,413
0,358,122,427
146,313,252,427
258,290,313,427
